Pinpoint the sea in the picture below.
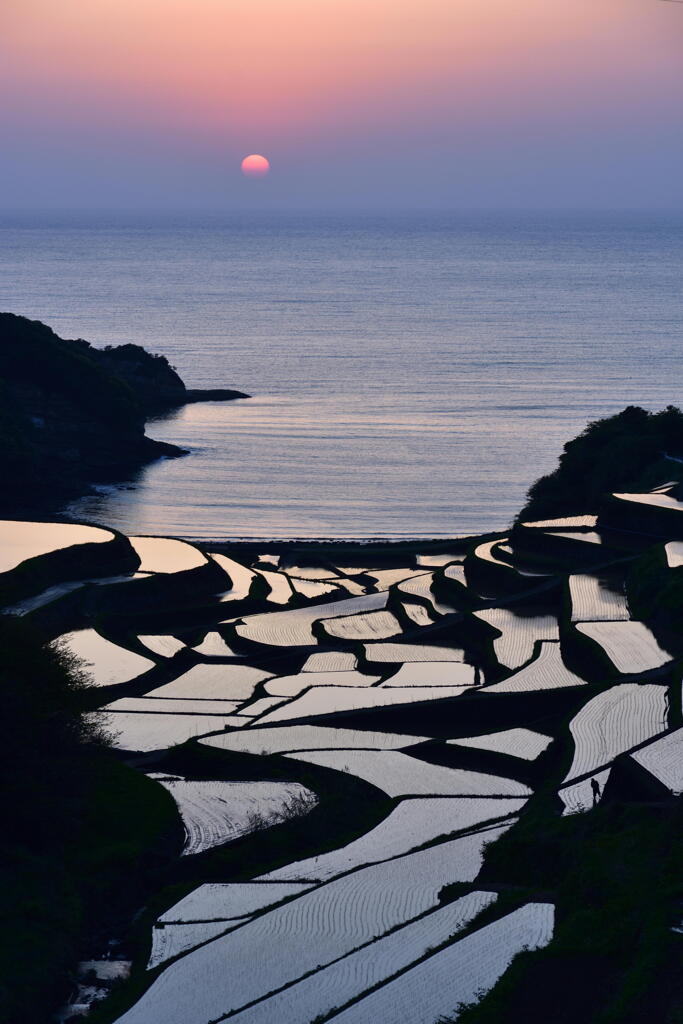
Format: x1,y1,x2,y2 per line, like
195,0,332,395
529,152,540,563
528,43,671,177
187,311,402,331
1,211,682,541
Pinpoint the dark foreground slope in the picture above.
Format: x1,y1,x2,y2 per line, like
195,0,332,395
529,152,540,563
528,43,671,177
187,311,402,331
0,617,181,1024
0,313,247,508
450,775,683,1024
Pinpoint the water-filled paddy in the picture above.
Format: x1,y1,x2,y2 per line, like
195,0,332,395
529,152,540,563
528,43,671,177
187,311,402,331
0,519,113,573
3,502,680,1024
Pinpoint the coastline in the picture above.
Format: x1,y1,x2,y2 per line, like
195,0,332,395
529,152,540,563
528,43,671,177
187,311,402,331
0,313,250,518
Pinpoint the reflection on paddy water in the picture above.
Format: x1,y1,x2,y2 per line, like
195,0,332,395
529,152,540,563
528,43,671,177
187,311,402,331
0,519,113,573
55,629,154,686
130,536,207,573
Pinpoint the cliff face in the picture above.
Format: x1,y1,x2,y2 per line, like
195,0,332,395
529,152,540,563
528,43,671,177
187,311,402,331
0,313,246,508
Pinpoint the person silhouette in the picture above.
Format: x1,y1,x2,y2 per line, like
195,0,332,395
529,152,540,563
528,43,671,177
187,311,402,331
591,777,601,806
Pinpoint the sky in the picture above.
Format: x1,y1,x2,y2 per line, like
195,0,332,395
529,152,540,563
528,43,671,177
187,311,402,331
1,0,682,209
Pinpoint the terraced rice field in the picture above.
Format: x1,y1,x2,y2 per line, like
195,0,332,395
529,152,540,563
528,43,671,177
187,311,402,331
96,711,244,751
147,664,272,701
235,592,388,647
381,662,476,686
138,635,186,658
256,553,280,568
664,541,683,568
289,578,340,598
397,573,440,598
105,697,241,715
224,892,498,1024
159,881,312,923
650,482,679,493
473,539,514,568
150,775,317,855
564,683,668,781
33,514,680,1024
473,610,559,670
397,572,456,615
631,728,683,795
285,750,531,798
322,608,402,641
364,642,465,662
254,568,293,604
4,577,150,616
260,802,522,882
366,568,422,590
3,573,154,610
1,572,144,615
115,837,510,1024
284,565,339,580
495,543,548,577
450,727,553,760
331,577,368,596
544,530,603,545
210,554,255,600
613,489,683,511
200,724,430,757
0,519,113,573
54,629,154,685
395,572,432,599
191,632,237,657
416,553,464,567
302,650,358,671
521,515,598,529
575,621,672,673
484,642,586,693
148,921,238,969
235,696,287,717
569,574,630,622
254,684,472,724
444,564,468,585
4,582,83,616
401,602,436,627
265,669,380,697
130,537,207,573
328,903,555,1024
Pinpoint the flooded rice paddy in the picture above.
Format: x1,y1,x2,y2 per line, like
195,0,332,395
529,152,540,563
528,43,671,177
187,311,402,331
2,483,682,1022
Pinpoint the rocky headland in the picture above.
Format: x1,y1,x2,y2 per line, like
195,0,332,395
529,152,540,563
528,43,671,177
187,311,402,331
0,313,248,510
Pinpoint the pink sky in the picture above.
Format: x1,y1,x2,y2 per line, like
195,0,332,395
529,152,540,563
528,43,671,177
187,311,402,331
1,0,682,207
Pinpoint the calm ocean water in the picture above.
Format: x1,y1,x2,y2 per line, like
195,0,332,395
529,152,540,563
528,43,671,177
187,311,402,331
1,212,682,540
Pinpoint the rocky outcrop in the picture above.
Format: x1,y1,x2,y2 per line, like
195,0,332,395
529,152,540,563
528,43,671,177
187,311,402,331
92,342,247,411
0,312,248,508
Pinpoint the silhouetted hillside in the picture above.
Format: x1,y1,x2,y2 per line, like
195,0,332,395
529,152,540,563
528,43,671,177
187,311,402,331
0,617,179,1024
517,405,683,523
0,313,247,507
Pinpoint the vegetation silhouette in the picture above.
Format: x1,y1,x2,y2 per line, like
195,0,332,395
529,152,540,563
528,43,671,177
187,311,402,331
0,617,179,1024
0,312,246,510
518,405,683,523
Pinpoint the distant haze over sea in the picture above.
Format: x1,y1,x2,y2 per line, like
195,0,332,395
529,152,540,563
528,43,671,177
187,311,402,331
2,211,682,540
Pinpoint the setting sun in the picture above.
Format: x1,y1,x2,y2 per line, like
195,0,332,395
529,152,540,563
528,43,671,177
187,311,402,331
241,154,270,178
